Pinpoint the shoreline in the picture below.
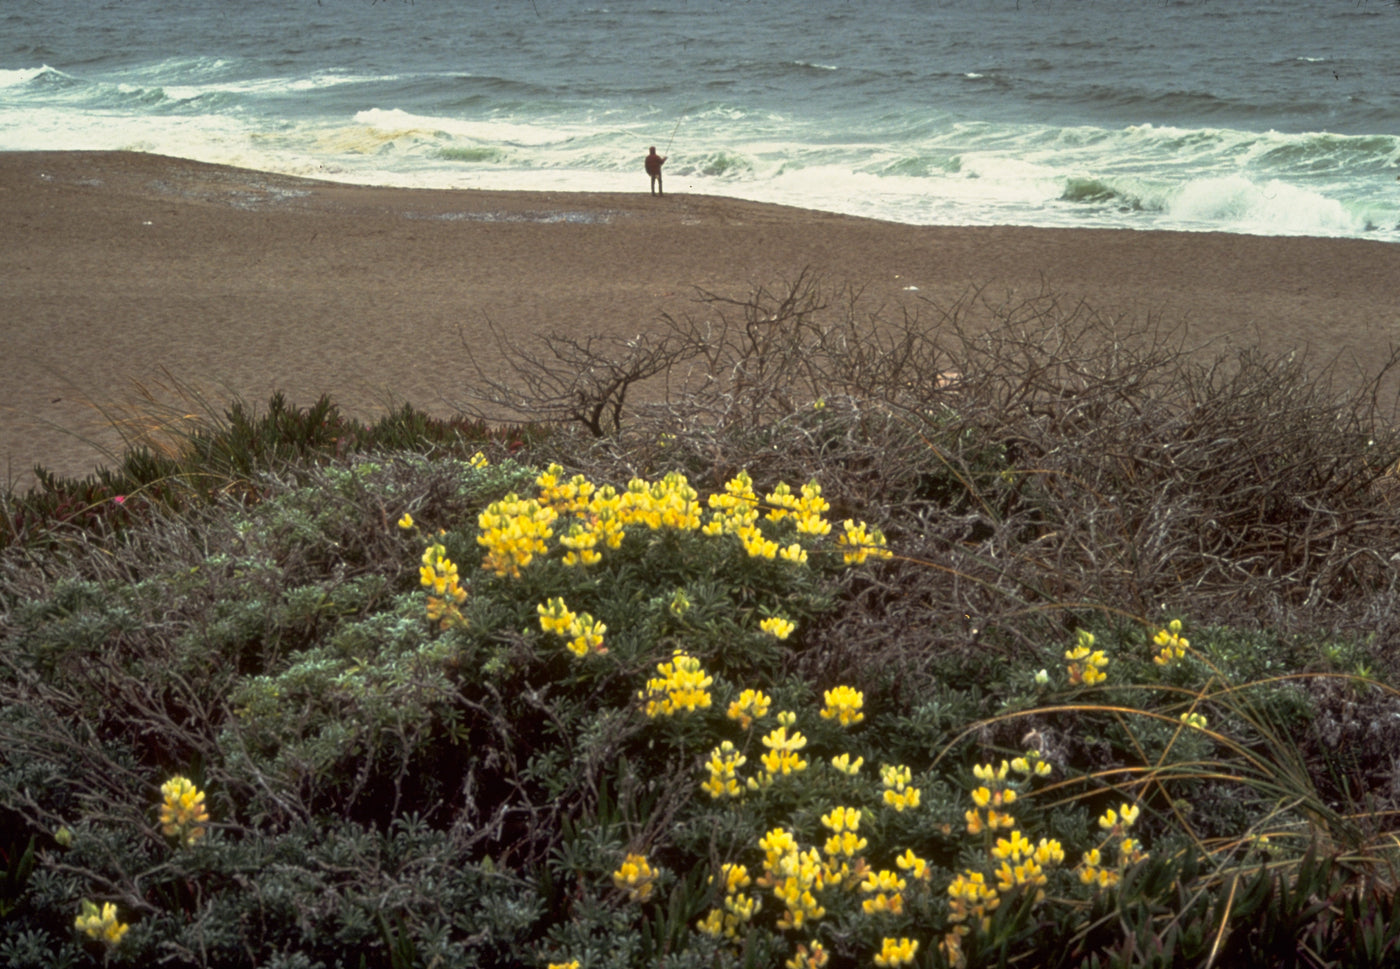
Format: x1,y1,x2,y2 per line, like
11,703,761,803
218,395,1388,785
4,149,1400,488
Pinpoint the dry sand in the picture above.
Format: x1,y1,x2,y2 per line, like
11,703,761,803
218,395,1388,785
4,149,1399,489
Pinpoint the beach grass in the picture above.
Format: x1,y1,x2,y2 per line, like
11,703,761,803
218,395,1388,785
2,280,1400,968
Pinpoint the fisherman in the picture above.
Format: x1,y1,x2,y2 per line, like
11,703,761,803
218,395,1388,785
645,146,666,196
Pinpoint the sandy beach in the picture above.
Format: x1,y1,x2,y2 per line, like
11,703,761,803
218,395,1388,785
3,149,1399,489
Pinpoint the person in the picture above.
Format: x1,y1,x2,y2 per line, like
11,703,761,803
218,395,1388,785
645,146,666,196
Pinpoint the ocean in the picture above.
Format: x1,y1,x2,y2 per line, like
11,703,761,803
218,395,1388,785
3,0,1399,241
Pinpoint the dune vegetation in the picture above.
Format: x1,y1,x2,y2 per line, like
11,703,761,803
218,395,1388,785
3,277,1400,968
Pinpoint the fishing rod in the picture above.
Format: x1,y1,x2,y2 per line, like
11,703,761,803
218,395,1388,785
664,111,685,156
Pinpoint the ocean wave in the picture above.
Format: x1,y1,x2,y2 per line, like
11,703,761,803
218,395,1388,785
1163,175,1370,237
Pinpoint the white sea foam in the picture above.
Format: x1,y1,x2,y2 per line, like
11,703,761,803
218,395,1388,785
4,2,1398,245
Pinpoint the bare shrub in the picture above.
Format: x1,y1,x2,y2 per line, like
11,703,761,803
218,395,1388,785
462,273,1400,678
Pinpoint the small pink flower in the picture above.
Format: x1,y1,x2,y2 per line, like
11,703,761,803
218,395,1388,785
113,495,126,505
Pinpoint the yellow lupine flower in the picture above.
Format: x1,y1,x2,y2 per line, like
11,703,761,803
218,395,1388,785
727,688,771,728
895,848,930,880
159,775,209,846
880,764,921,812
702,741,748,799
537,597,577,636
760,616,797,640
785,940,830,969
836,519,892,565
819,685,865,726
612,852,657,902
74,900,129,947
874,936,919,968
830,752,864,775
1065,630,1108,685
760,724,809,777
1153,618,1190,666
639,651,712,717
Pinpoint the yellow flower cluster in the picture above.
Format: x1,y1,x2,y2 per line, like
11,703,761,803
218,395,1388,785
420,541,468,629
966,760,1018,835
703,740,748,799
819,685,865,727
1065,629,1108,686
465,467,894,586
836,519,893,565
760,615,797,640
640,650,713,717
1078,802,1147,890
697,862,763,939
631,471,704,530
860,867,907,915
535,464,595,515
1180,711,1208,730
943,869,999,967
756,828,830,930
698,471,831,562
831,752,864,775
547,962,580,969
727,688,772,729
820,806,868,882
612,852,658,902
74,900,129,947
159,775,209,846
990,829,1065,898
880,764,921,812
1153,618,1189,666
537,597,607,657
785,939,830,969
755,717,809,785
874,937,919,968
942,758,1065,968
763,479,832,532
1010,751,1053,779
477,493,558,578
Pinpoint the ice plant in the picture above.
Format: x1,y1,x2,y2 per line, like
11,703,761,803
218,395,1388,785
612,852,658,902
819,685,865,726
159,774,209,846
74,899,129,947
